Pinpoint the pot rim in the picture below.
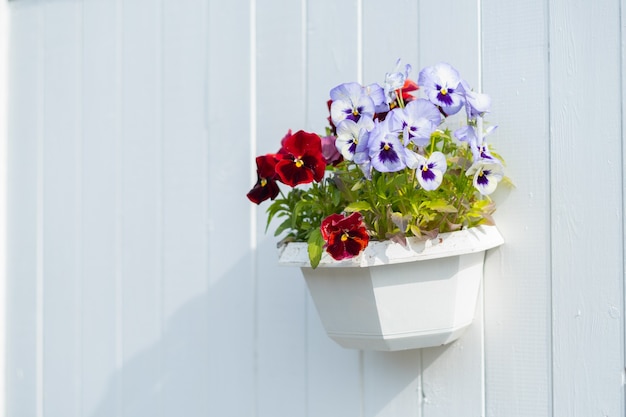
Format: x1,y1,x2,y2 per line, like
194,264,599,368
277,224,504,268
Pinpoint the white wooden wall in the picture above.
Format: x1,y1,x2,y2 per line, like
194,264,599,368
5,0,625,416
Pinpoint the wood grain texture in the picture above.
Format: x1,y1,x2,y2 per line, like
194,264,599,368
161,1,210,415
549,0,624,416
206,0,256,415
6,2,43,416
41,2,82,416
255,0,308,416
481,1,553,416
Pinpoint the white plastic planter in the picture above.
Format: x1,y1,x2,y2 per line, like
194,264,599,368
278,225,504,351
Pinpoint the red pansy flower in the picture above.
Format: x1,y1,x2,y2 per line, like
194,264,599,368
400,79,419,103
275,130,326,187
321,212,370,260
246,154,282,204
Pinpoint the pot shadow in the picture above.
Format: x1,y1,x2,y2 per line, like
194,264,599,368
86,242,481,417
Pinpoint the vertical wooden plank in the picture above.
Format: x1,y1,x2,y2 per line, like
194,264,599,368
120,1,162,415
81,0,122,415
362,0,419,85
161,1,210,416
416,2,485,417
6,2,43,416
361,3,422,417
0,2,8,415
255,0,308,416
549,1,624,416
481,1,552,416
362,350,421,417
41,2,82,416
418,1,479,86
305,1,363,416
206,1,256,415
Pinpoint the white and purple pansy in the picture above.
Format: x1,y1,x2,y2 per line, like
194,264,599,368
367,119,406,173
390,98,442,147
329,82,376,126
418,62,465,116
454,124,498,162
383,58,412,104
405,150,447,191
466,160,504,195
335,117,375,161
459,79,492,119
353,129,373,179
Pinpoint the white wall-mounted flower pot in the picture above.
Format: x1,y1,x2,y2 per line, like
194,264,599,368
278,225,504,351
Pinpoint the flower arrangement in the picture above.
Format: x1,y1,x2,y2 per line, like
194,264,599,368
247,60,509,268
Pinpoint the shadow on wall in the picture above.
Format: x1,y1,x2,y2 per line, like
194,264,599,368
88,250,254,417
87,244,462,417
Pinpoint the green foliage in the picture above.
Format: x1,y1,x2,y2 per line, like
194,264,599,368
267,128,506,245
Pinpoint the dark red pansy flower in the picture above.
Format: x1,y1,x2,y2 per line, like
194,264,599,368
275,130,327,187
321,212,369,260
246,153,282,204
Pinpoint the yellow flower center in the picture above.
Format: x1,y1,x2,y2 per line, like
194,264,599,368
422,165,429,172
440,87,448,95
383,144,390,151
295,158,304,168
261,178,268,187
341,233,349,242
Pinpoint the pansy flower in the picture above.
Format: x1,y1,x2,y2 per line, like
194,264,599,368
353,129,373,180
383,59,412,104
454,124,498,162
321,212,370,260
335,117,375,161
390,98,442,146
367,119,406,173
398,79,419,104
247,153,282,204
320,135,342,165
275,130,327,187
459,79,491,119
418,63,465,116
466,160,504,195
405,150,447,191
329,82,376,126
364,83,387,113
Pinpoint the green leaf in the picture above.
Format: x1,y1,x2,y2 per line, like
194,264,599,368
422,199,458,213
307,228,325,269
344,201,372,212
274,218,292,236
351,180,365,191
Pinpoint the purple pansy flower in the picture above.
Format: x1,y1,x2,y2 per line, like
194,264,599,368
418,63,465,116
405,150,447,190
466,160,504,195
367,119,406,172
459,79,491,119
329,82,376,126
335,117,375,161
353,129,373,179
390,98,442,146
454,123,498,162
364,83,387,113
